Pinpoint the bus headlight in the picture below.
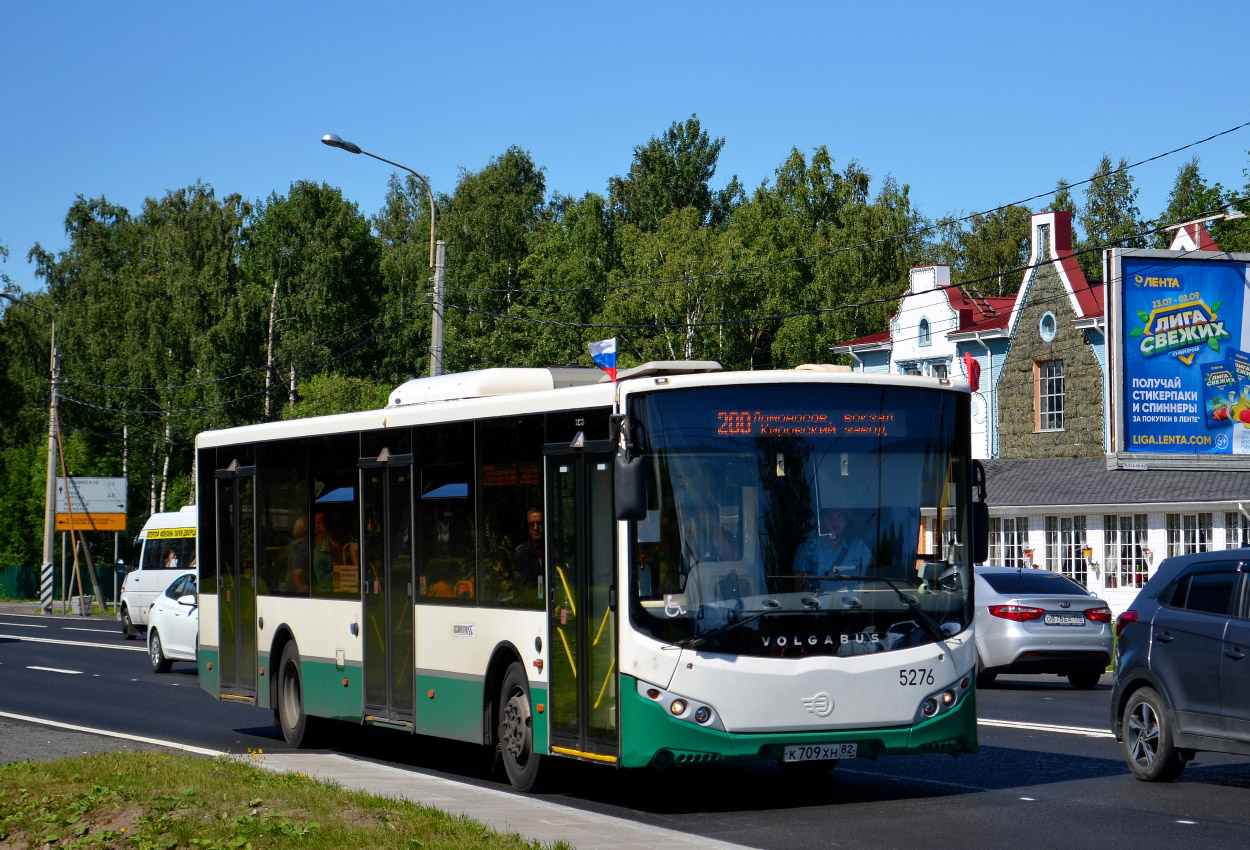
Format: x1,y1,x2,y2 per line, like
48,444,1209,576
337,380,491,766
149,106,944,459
637,680,725,731
918,682,965,721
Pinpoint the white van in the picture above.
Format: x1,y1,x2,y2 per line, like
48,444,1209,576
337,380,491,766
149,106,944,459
119,505,197,639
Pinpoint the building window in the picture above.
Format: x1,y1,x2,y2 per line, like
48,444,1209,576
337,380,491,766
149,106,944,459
989,516,1030,568
918,318,932,347
931,363,948,380
1225,511,1250,548
1167,512,1212,557
1104,514,1148,589
1039,311,1057,342
1034,360,1064,431
1045,515,1087,586
901,364,921,376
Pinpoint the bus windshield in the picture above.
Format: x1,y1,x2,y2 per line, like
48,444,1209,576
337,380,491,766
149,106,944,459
626,382,973,657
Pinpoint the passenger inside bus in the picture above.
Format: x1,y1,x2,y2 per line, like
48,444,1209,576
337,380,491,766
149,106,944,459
284,515,310,594
511,508,545,602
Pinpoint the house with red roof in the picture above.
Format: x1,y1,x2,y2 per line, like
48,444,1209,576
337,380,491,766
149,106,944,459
834,211,1250,617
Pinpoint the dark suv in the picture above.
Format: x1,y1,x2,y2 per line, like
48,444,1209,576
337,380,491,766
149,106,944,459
1110,550,1250,781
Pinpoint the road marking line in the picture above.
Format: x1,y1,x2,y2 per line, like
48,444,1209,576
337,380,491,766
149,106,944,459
27,666,83,675
0,710,223,757
980,718,1114,738
64,627,117,634
0,633,147,652
0,622,48,628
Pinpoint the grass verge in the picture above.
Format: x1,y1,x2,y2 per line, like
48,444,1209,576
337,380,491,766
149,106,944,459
0,750,571,849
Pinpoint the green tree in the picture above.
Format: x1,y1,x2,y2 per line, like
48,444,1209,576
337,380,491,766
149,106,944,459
1077,155,1144,280
513,192,617,368
944,206,1033,296
1050,178,1077,218
282,372,391,419
373,172,445,384
242,181,381,413
438,147,550,371
608,115,740,232
1151,157,1225,248
1215,152,1250,252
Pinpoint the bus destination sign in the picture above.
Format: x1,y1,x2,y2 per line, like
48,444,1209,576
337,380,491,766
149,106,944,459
714,410,903,437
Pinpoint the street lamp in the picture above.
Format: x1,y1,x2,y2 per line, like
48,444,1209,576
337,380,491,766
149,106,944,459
0,292,59,613
321,133,447,376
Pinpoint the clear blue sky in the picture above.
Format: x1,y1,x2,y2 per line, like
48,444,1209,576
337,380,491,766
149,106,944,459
3,1,1248,296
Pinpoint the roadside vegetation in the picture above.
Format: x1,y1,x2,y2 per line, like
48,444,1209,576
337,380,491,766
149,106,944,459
0,750,570,850
4,113,1248,573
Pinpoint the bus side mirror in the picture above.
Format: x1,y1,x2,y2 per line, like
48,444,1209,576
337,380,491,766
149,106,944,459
615,453,646,521
971,501,989,564
971,460,989,564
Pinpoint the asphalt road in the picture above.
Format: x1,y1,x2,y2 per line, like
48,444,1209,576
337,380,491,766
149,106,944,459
4,607,1250,850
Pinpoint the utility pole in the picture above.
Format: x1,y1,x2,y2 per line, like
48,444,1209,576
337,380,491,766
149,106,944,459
1,292,59,613
43,329,60,613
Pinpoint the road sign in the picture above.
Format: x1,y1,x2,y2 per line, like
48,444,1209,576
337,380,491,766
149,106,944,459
55,477,127,531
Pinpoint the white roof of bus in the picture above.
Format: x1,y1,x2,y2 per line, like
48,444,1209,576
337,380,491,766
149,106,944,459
195,364,968,449
140,505,197,533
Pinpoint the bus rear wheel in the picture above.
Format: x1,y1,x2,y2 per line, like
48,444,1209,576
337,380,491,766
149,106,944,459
277,642,320,748
499,662,545,792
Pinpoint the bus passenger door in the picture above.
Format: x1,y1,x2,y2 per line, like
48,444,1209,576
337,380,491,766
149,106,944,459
216,467,257,699
360,456,415,726
546,450,618,763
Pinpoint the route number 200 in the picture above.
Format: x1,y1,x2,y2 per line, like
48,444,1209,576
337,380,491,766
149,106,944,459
899,668,935,686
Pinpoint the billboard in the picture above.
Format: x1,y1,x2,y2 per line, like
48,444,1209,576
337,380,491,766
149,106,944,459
1110,248,1250,467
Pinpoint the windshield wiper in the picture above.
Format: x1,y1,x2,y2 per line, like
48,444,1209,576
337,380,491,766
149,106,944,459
670,608,772,650
851,574,949,644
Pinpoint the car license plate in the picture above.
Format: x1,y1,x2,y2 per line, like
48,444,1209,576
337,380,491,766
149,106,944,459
1044,613,1085,626
783,743,857,762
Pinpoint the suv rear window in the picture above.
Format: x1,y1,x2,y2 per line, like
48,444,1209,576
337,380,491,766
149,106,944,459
981,571,1088,595
1163,569,1239,616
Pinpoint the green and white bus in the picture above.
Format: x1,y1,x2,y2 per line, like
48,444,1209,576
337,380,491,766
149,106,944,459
196,361,986,790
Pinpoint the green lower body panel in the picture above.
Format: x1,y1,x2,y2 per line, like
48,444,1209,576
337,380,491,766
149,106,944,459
531,686,549,755
415,674,485,743
298,656,364,722
198,647,219,697
619,674,978,769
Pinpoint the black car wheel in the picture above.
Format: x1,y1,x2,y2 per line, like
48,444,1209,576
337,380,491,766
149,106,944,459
149,629,172,673
1067,670,1102,690
121,606,137,640
975,651,996,688
1122,686,1185,782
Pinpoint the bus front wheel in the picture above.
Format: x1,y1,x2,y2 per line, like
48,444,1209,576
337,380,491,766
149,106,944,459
499,662,545,792
277,643,319,748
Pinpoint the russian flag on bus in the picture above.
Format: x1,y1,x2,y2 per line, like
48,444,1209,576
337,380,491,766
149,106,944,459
588,337,617,381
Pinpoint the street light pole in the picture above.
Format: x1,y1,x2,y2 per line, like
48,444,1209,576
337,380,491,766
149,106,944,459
1,292,59,613
321,133,446,376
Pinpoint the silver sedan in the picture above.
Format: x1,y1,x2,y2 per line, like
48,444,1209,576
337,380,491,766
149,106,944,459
973,566,1112,689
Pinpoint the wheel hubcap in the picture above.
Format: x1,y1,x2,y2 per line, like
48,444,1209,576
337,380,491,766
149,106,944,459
500,688,532,763
1128,701,1159,766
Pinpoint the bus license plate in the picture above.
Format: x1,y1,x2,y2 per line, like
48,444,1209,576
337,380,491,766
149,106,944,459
783,743,857,762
